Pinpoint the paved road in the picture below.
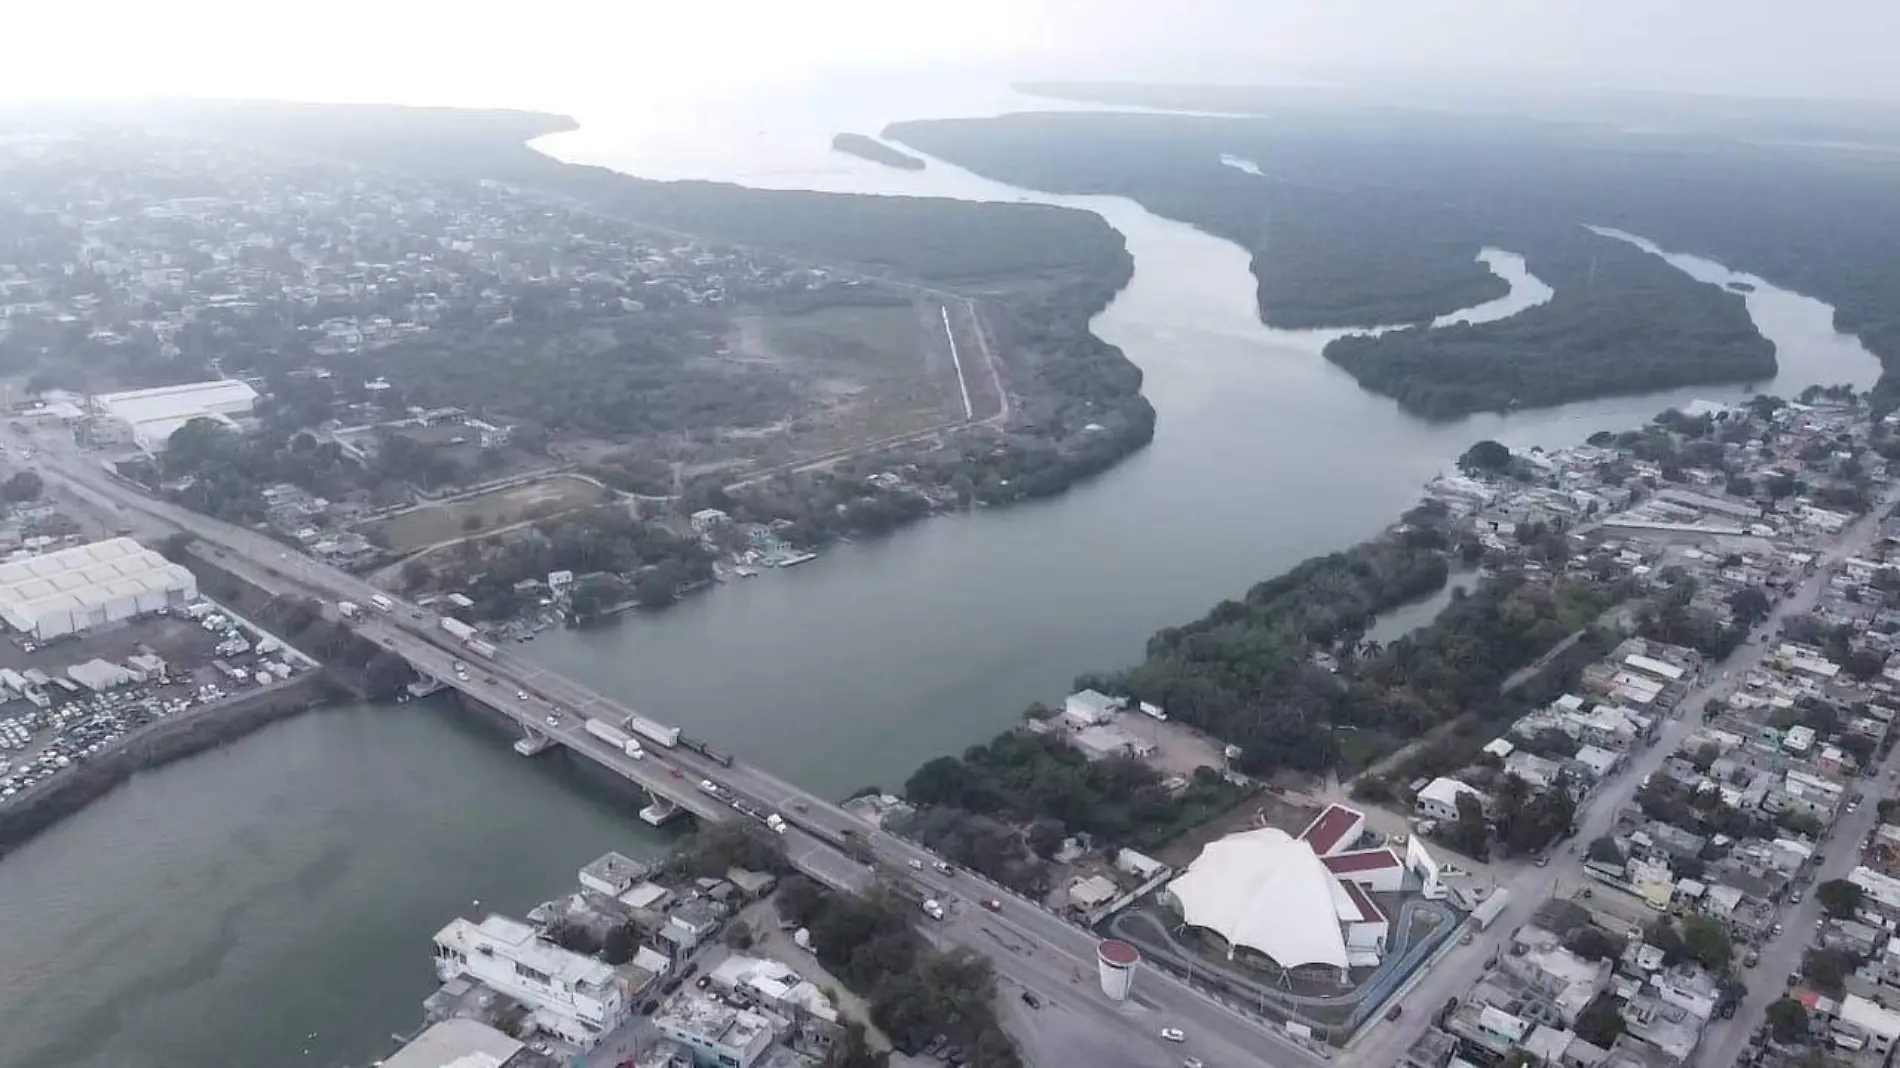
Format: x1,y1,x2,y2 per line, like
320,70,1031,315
1346,497,1897,1068
27,430,1318,1068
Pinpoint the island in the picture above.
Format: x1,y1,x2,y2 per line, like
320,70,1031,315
881,108,1900,416
832,131,925,170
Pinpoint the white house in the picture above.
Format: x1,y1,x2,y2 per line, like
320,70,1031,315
433,914,628,1047
1417,777,1485,822
1062,689,1123,728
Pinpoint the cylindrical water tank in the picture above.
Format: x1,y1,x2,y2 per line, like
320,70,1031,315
1097,939,1140,1001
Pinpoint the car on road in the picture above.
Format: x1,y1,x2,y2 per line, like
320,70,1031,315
1160,1028,1186,1043
982,898,1002,912
907,859,924,870
1791,890,1803,903
544,715,560,727
1745,949,1760,967
1386,1004,1404,1021
1183,1059,1204,1068
484,676,496,684
933,861,954,875
1021,991,1040,1008
1535,855,1550,868
516,690,529,701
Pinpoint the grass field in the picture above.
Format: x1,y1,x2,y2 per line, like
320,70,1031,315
731,299,965,453
371,474,609,552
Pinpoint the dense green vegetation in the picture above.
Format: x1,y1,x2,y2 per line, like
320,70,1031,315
403,505,712,617
1109,538,1449,775
1324,227,1776,417
832,133,926,171
885,109,1900,414
776,876,1021,1066
897,732,1249,893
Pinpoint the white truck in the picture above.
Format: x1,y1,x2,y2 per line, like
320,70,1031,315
369,594,394,612
583,717,644,759
625,713,681,749
441,617,478,642
921,899,946,921
336,601,360,620
464,639,498,660
765,813,787,835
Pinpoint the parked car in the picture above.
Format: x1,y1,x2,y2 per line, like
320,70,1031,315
1021,991,1041,1008
1386,1004,1404,1021
1160,1028,1186,1043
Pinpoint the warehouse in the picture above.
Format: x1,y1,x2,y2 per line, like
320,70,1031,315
93,379,258,453
0,538,198,640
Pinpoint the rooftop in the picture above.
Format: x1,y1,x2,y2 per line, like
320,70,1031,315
382,1018,523,1068
435,915,614,992
1298,803,1365,857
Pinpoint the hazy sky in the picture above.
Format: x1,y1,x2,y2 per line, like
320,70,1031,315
7,0,1898,110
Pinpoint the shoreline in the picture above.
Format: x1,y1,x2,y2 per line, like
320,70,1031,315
0,675,324,853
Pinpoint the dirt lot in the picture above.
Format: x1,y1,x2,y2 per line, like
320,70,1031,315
1151,791,1322,869
370,474,609,552
725,299,965,456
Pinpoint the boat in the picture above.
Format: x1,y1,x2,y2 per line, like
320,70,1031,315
734,566,759,578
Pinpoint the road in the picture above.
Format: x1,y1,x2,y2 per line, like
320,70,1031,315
24,430,1317,1068
1346,494,1898,1068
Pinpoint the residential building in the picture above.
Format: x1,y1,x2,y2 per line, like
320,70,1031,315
432,914,628,1048
652,994,778,1068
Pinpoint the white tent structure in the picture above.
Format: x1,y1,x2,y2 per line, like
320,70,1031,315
1165,827,1355,972
94,379,258,453
0,538,197,640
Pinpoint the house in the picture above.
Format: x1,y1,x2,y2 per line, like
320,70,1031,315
1417,777,1485,822
1836,993,1900,1056
432,914,629,1048
1062,689,1123,728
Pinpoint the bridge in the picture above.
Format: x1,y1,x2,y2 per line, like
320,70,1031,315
26,433,1327,1068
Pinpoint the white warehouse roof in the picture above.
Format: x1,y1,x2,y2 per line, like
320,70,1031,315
95,379,258,452
0,537,197,639
1167,827,1351,971
381,1018,522,1068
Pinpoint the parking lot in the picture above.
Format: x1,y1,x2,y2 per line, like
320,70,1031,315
0,604,313,805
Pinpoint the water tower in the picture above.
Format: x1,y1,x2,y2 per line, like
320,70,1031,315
1097,939,1140,1001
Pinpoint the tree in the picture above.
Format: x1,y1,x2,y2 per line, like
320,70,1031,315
400,559,435,590
1804,947,1857,996
1564,926,1623,962
1,470,42,502
1728,586,1772,625
1767,997,1810,1043
601,923,637,965
362,650,417,700
1446,791,1491,861
1679,914,1733,972
543,919,599,956
160,531,197,562
1459,440,1514,475
1587,836,1624,865
1817,879,1864,920
1574,992,1626,1047
724,919,754,951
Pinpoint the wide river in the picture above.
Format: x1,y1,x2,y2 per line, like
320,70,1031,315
0,75,1881,1068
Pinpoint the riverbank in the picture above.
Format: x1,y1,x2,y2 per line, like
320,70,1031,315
0,674,321,852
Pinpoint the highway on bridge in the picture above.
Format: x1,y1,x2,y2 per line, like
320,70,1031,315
26,433,1326,1068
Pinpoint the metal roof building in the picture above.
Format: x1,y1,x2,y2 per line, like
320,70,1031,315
94,379,258,453
0,537,197,639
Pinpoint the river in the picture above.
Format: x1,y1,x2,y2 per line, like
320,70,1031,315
0,74,1882,1068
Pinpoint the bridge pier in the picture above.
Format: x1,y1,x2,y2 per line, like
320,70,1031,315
512,723,555,757
639,794,684,826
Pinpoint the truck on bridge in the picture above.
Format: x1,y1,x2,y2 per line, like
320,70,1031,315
369,594,394,612
464,639,498,660
584,717,644,759
441,617,478,642
626,714,680,749
1471,888,1511,930
681,736,733,767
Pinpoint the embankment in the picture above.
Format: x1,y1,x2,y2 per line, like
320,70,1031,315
0,673,322,851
